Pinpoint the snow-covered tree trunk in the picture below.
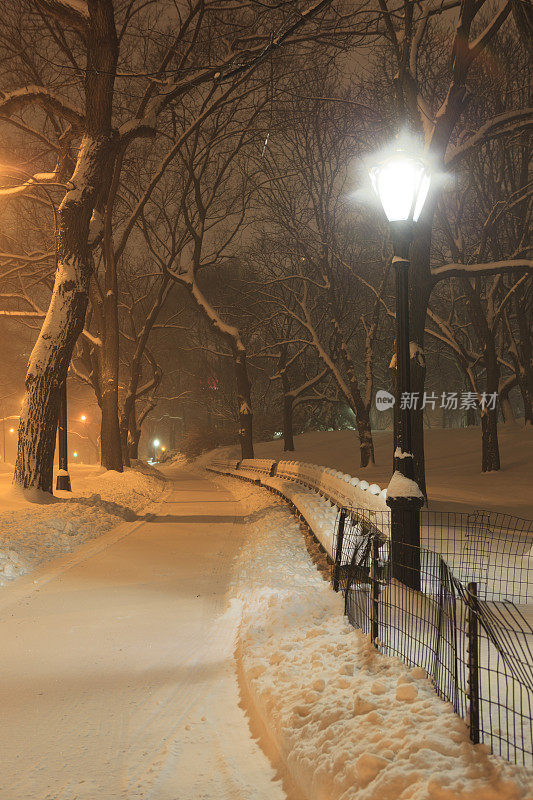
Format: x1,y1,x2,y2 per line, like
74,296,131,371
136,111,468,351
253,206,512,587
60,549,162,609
14,136,116,492
11,0,119,493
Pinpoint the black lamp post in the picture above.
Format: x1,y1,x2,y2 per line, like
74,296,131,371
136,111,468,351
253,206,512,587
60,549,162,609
369,148,431,591
56,379,72,491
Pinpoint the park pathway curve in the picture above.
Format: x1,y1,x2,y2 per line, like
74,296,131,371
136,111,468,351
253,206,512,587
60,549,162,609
0,468,287,800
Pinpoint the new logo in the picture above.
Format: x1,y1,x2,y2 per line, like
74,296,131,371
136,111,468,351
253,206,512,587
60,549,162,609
375,390,395,411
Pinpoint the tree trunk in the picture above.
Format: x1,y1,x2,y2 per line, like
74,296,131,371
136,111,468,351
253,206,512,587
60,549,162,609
356,405,375,468
14,264,90,492
466,405,477,427
481,409,500,471
14,136,116,493
128,426,140,460
232,344,254,459
99,202,123,472
283,394,295,451
500,392,516,425
332,320,376,469
100,380,123,470
519,381,533,426
13,2,119,493
481,357,501,472
119,397,134,467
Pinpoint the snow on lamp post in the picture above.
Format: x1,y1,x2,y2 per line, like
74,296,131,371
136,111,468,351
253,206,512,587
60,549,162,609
56,380,71,491
369,146,430,591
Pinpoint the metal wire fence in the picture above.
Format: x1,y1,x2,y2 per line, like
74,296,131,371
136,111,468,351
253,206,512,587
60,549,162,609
332,508,533,767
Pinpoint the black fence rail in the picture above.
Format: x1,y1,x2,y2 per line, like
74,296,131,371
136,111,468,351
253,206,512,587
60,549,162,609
332,509,533,767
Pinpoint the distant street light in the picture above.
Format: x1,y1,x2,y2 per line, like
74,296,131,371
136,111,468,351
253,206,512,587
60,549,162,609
73,451,78,458
80,414,87,422
369,145,431,590
9,427,14,434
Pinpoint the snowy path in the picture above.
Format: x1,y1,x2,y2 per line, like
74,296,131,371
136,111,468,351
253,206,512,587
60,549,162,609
0,469,287,800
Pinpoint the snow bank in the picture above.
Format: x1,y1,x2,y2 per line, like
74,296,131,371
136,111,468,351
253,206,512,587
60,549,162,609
221,477,532,800
0,464,168,587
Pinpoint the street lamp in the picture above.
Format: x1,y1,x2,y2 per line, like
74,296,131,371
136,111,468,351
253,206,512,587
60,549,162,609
369,146,430,590
56,380,71,491
152,438,160,462
80,414,87,423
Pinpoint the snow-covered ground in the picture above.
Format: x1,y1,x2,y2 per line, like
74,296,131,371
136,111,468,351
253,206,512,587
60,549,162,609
222,475,533,799
0,461,168,586
0,462,530,798
203,424,533,518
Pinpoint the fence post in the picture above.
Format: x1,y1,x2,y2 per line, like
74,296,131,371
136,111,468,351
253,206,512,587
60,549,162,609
432,557,446,689
333,508,347,592
466,581,480,745
371,535,379,646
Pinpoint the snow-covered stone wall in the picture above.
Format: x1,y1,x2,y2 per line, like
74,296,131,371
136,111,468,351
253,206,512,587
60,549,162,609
207,457,389,560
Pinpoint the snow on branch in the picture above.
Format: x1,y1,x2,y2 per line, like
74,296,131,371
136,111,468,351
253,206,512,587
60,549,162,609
0,250,53,264
0,309,45,318
468,0,512,60
34,0,89,31
431,259,533,281
0,171,62,198
446,108,533,167
81,329,102,347
0,86,84,127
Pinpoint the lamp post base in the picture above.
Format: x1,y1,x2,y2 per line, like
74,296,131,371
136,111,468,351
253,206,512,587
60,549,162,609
386,494,423,591
56,472,72,492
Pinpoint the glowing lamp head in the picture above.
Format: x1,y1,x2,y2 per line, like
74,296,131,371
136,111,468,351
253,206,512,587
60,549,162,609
161,446,166,452
9,427,14,433
153,439,160,448
369,150,430,223
80,414,87,422
73,451,78,458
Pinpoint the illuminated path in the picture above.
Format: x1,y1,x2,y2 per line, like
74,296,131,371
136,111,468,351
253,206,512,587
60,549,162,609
0,469,287,800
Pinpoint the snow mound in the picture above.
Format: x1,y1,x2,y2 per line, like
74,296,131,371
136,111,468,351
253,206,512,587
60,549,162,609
0,464,168,588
